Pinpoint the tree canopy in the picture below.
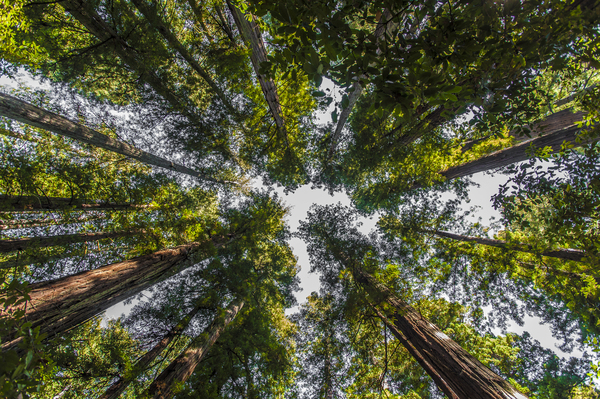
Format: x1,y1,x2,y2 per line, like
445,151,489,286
1,0,600,398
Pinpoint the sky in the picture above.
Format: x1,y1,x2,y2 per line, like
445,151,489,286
0,71,586,362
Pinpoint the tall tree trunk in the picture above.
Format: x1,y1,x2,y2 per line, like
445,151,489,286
0,230,141,253
0,93,224,183
129,0,237,116
406,115,594,190
461,109,587,152
440,124,593,182
2,241,216,350
0,214,105,230
226,0,288,145
145,296,245,399
429,229,587,262
367,301,459,399
0,194,147,212
99,298,207,399
351,265,527,399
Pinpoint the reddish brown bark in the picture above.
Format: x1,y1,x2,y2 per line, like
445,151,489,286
0,230,141,253
368,302,459,399
2,242,207,350
99,299,207,399
146,296,245,398
430,230,587,262
352,265,527,399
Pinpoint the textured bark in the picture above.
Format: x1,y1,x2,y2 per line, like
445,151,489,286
441,125,591,181
368,302,459,399
146,296,245,399
417,112,597,190
0,93,220,182
226,1,288,144
328,9,399,159
507,109,587,144
99,299,206,399
0,230,141,253
2,243,205,350
129,0,236,115
353,265,527,399
0,194,146,212
430,230,587,262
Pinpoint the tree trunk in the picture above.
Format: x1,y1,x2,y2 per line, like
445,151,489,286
0,93,223,183
129,0,237,116
0,230,141,253
507,109,587,143
2,242,210,350
145,296,245,399
430,229,587,262
0,194,147,212
352,265,527,399
0,214,105,230
367,301,459,399
328,9,399,159
440,124,592,182
226,0,288,145
99,299,207,399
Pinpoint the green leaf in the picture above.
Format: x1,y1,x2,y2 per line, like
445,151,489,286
341,94,349,109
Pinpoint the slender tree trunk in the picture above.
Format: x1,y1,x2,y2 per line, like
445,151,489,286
226,0,288,145
145,296,245,399
129,0,237,116
0,230,141,253
0,194,147,212
429,230,587,262
2,242,211,350
0,93,224,183
0,214,105,230
440,124,593,182
99,299,207,399
461,109,587,152
351,265,527,399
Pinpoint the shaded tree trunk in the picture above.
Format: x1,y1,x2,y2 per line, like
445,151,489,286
0,214,105,230
461,109,587,152
99,298,207,399
146,296,245,399
351,265,527,399
440,124,593,182
129,0,237,116
0,93,223,183
429,229,587,262
0,194,147,212
2,241,219,350
328,9,399,159
0,230,141,253
368,301,459,399
226,0,288,145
